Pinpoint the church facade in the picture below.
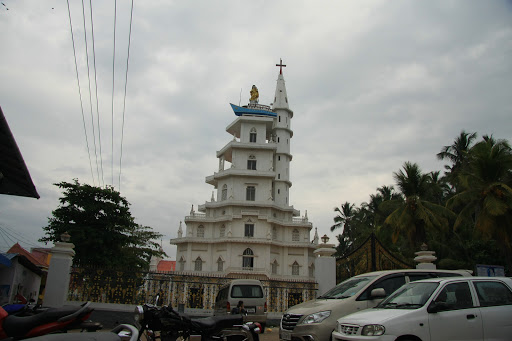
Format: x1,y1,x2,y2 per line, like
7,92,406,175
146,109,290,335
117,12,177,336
171,63,318,282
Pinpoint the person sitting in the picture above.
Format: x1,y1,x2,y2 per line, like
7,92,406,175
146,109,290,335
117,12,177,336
231,300,246,315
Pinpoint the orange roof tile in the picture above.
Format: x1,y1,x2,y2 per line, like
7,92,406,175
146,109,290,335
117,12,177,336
157,260,176,272
7,243,46,267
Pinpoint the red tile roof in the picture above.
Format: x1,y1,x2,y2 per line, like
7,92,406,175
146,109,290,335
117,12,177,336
7,243,46,267
157,260,176,272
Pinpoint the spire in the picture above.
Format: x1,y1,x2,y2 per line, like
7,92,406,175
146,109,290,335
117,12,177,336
273,58,290,110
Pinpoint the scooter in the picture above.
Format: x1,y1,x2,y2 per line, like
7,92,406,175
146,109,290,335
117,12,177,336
0,302,102,340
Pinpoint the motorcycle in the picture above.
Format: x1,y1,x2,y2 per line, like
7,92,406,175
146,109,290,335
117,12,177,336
134,301,261,341
0,302,102,340
7,324,139,341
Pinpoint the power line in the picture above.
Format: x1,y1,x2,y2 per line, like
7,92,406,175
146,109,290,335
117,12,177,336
111,0,118,187
81,0,101,186
66,0,96,186
0,224,44,250
88,0,105,188
118,0,135,192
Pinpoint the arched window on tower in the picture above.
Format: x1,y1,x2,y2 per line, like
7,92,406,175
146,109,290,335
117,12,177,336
220,224,226,237
195,257,203,271
292,261,299,276
221,184,227,201
247,155,257,170
197,225,204,238
272,226,277,240
292,229,299,242
309,263,315,277
179,257,185,271
217,257,224,271
242,248,254,269
271,260,278,275
250,128,257,143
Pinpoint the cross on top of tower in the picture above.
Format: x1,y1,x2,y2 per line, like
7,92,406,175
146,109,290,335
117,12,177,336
276,58,286,74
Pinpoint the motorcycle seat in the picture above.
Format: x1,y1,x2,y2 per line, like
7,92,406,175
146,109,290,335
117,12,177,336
3,305,89,337
191,315,243,333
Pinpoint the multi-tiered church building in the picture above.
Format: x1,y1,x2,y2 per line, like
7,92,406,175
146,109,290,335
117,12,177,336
171,62,318,282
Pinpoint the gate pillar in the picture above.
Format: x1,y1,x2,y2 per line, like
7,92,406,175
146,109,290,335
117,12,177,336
43,233,75,307
314,235,336,296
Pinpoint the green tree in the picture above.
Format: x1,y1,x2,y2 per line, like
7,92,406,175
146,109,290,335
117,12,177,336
40,180,165,269
447,137,512,270
331,202,357,256
437,130,477,191
381,162,455,250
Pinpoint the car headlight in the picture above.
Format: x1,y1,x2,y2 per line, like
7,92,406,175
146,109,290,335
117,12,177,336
361,325,385,336
134,305,144,323
298,311,331,325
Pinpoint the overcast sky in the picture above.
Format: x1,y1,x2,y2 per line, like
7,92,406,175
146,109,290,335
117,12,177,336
1,1,511,259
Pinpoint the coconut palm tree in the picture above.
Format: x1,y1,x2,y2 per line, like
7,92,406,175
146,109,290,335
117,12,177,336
382,162,455,249
437,130,477,191
447,137,512,259
331,202,357,256
331,202,356,233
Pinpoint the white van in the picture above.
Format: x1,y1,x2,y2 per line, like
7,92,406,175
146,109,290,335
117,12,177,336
280,269,472,341
214,279,267,330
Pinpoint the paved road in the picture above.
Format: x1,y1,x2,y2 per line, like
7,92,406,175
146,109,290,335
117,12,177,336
261,327,280,341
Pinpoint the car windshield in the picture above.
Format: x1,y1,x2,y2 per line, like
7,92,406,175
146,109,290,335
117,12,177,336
318,276,377,299
378,282,439,309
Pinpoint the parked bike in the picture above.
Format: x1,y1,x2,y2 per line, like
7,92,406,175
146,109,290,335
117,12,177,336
0,302,102,340
8,324,138,341
134,302,262,341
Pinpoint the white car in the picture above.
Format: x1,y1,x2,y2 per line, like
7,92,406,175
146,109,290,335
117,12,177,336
332,276,512,341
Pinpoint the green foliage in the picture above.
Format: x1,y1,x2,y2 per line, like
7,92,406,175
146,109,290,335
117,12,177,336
332,131,512,275
40,180,165,269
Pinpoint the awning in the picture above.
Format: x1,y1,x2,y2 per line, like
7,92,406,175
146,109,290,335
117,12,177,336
0,106,39,199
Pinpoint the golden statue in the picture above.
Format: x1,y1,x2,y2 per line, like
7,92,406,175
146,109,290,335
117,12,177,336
249,85,259,103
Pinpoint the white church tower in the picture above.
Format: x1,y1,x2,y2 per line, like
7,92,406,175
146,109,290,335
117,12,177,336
171,61,316,281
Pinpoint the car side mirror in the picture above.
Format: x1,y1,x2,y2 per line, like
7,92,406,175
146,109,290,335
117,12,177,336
427,302,449,313
370,288,386,299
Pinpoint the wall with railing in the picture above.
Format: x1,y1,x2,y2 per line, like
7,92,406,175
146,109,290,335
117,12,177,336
67,266,317,316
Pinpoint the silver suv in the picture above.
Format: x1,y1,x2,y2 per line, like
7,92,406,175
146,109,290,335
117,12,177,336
279,269,472,341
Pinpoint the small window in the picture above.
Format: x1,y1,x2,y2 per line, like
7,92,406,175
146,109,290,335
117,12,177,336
272,226,277,240
217,257,223,272
309,264,315,277
292,261,299,276
194,257,202,271
197,225,204,238
221,184,227,201
179,257,185,271
278,156,281,161
220,225,226,237
247,155,257,170
292,229,299,242
250,128,257,143
246,186,256,201
245,224,254,237
272,261,278,274
474,281,512,307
